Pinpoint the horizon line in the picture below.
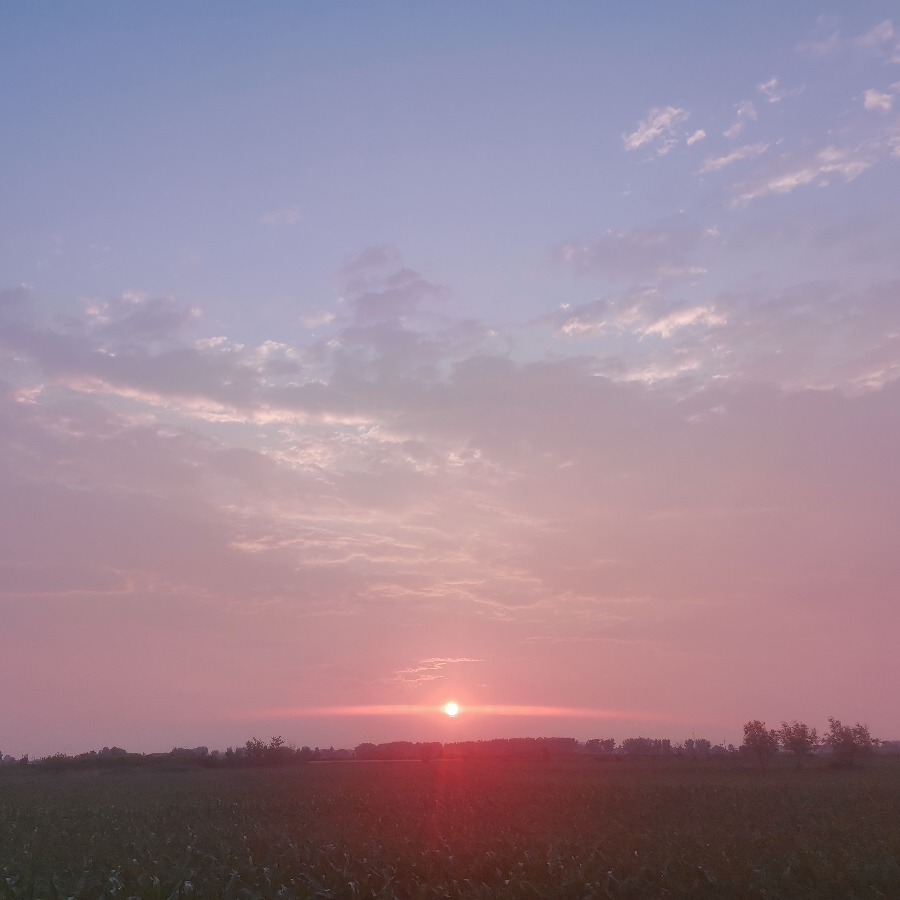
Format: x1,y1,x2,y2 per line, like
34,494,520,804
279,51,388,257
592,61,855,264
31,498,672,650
231,705,677,721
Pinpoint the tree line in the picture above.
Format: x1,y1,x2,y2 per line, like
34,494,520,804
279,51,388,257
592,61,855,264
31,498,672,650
742,718,880,768
3,718,887,772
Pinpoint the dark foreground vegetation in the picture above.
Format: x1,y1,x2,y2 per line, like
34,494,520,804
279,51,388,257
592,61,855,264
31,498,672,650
3,757,900,900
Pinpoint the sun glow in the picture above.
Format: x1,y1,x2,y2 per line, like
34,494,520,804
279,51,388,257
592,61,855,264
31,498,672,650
237,704,673,721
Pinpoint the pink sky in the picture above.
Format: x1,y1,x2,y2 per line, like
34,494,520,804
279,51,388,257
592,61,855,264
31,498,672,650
2,5,900,756
3,270,899,754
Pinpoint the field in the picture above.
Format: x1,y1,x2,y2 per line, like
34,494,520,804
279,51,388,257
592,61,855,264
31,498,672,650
2,758,900,899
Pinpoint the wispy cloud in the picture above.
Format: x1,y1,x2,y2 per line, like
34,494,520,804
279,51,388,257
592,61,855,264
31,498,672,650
302,310,336,328
698,143,769,174
798,17,897,58
686,129,706,145
730,146,872,207
623,106,689,154
757,78,803,103
639,305,725,338
723,101,757,139
864,89,893,112
389,657,482,685
558,227,712,282
853,20,894,53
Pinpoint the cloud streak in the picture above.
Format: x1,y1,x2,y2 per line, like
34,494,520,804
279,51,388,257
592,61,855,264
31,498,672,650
729,146,872,207
698,143,769,174
623,106,689,154
558,227,712,282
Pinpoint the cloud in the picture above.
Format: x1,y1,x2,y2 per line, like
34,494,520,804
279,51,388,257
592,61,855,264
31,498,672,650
610,284,896,398
195,336,228,349
798,18,897,58
302,310,336,329
798,31,840,56
341,258,443,323
623,106,689,154
555,292,725,349
4,295,900,634
557,227,712,282
390,657,482,685
723,101,757,139
853,20,894,53
757,78,803,103
638,305,725,338
260,207,300,227
730,146,872,207
85,293,199,344
686,129,706,145
338,245,403,280
864,89,893,112
697,143,769,174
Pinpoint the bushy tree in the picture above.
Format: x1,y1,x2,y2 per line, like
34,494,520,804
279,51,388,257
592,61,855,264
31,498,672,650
621,737,671,757
268,735,293,764
585,739,616,755
684,738,712,756
245,737,268,763
741,720,779,767
823,718,879,767
778,721,819,766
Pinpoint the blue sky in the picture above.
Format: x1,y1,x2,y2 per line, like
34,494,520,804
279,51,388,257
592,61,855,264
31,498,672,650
2,2,900,755
4,0,898,336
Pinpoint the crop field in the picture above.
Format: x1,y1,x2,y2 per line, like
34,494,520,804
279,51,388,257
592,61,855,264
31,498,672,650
2,759,900,900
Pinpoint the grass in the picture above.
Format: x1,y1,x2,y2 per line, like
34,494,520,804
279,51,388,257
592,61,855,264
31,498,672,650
2,758,900,899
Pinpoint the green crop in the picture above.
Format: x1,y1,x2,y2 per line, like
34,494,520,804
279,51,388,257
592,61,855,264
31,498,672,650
2,758,900,899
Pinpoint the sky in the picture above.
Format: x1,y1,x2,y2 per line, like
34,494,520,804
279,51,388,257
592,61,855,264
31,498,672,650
2,1,900,757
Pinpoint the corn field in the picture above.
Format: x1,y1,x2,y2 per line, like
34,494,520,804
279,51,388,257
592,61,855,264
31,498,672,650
2,758,900,899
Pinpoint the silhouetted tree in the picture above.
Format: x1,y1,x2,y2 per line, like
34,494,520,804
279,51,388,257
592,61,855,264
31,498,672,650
245,737,268,763
621,737,671,758
741,720,779,768
268,736,292,764
823,718,879,767
778,721,818,767
684,738,712,757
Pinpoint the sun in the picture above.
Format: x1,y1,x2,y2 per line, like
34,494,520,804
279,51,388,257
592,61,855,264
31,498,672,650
443,702,460,717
